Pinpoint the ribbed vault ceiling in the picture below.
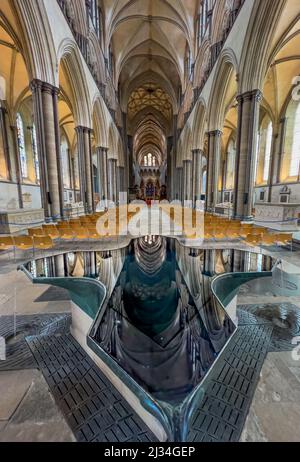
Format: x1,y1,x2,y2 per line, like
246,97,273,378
103,0,197,168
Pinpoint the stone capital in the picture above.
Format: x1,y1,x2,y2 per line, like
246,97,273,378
207,129,222,138
75,126,92,134
237,89,263,104
30,79,59,96
192,148,203,156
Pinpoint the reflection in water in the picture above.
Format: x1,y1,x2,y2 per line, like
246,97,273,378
93,237,236,405
25,240,274,408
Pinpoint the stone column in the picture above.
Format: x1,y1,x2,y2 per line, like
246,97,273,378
183,159,192,201
0,104,11,180
75,127,86,210
192,149,203,207
54,254,65,277
108,158,117,203
96,147,108,204
10,124,23,209
76,126,94,214
117,166,125,200
96,146,102,196
31,80,62,221
206,130,222,211
203,250,215,276
234,90,262,220
176,167,183,201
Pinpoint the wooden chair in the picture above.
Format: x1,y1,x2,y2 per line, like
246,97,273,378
28,227,45,237
58,228,75,240
0,236,14,250
275,233,293,248
73,227,90,240
245,233,263,247
215,226,227,240
13,236,34,259
57,221,71,229
261,233,277,246
43,225,60,239
87,227,100,240
33,235,54,257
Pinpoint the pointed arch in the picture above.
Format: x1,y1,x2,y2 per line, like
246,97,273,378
57,38,92,127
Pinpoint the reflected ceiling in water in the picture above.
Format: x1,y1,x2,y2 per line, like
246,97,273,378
25,238,275,406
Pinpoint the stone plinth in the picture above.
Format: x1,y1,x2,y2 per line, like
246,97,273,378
254,203,300,230
0,208,45,234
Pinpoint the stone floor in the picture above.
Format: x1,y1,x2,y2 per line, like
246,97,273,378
0,233,300,441
241,351,300,442
0,369,75,442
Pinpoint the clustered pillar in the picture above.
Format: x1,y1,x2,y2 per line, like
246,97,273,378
234,90,262,220
176,167,183,201
192,149,203,207
108,158,117,203
96,147,108,203
76,126,94,214
183,159,192,202
206,130,222,212
31,79,63,221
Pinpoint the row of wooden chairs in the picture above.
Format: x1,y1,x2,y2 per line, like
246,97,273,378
0,235,53,252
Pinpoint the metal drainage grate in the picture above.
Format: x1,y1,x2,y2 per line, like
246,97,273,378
27,333,158,443
0,314,71,371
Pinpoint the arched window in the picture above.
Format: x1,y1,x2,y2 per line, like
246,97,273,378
225,138,236,190
73,150,80,191
31,123,40,182
290,103,300,176
143,153,156,167
89,0,101,38
60,135,70,188
280,99,300,182
202,170,207,195
185,48,193,80
255,116,273,185
0,112,9,180
16,113,27,179
198,0,209,45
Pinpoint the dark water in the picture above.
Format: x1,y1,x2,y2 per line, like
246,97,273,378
25,237,274,407
93,237,236,405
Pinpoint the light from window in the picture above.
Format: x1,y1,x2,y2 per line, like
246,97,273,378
289,102,300,177
255,117,273,185
61,136,70,188
263,121,273,182
143,153,156,167
225,139,236,190
31,124,40,182
16,113,27,179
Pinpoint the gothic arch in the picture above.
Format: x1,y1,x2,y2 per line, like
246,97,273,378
239,0,286,92
92,96,109,148
11,0,56,85
192,98,207,150
57,38,92,128
207,49,238,131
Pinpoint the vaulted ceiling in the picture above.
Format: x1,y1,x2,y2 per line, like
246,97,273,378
102,0,198,163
